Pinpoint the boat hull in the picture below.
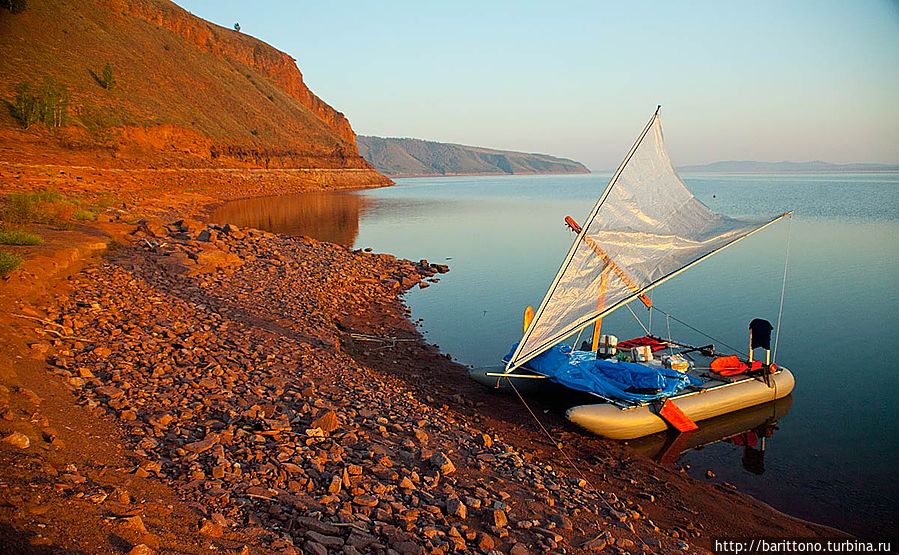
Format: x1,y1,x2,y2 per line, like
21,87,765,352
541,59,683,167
626,395,793,460
566,369,795,440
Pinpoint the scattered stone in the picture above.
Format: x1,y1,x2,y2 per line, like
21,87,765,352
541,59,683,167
474,433,493,449
2,432,30,449
22,221,738,554
352,495,379,508
476,532,495,551
198,519,223,538
493,509,508,528
582,536,607,551
446,497,467,519
311,410,340,433
429,451,456,475
127,544,155,555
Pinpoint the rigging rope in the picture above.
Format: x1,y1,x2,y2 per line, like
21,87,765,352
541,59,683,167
625,303,650,336
772,214,793,363
572,327,585,350
665,313,674,356
504,376,616,513
650,305,747,357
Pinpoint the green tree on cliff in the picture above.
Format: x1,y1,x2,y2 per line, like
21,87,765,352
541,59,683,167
101,62,115,90
37,79,69,127
12,83,39,129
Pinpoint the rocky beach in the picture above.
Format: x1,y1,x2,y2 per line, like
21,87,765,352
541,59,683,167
0,181,838,554
0,0,871,551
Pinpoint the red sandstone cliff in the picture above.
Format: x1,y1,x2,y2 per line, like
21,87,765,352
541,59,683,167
0,0,387,180
110,0,357,147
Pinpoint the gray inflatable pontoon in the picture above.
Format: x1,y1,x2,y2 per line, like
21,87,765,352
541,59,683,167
566,368,795,440
471,363,795,440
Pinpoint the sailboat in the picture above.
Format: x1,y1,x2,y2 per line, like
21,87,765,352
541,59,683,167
486,106,795,440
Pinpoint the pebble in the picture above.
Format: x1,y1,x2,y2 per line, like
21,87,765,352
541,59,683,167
2,432,30,449
429,451,456,475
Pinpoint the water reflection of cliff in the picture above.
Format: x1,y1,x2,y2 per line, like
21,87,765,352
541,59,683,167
211,192,370,245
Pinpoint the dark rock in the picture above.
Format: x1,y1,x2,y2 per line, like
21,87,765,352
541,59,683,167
429,451,456,475
446,497,467,519
306,530,343,547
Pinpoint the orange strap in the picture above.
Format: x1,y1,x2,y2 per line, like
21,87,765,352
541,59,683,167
658,399,698,432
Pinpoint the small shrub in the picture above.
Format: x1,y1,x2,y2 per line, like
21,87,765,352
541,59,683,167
250,129,259,136
95,194,119,208
0,229,42,245
101,62,115,90
4,190,71,225
0,251,22,276
74,209,96,221
2,190,108,228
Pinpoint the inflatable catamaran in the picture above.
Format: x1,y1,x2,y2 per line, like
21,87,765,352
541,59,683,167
491,107,795,440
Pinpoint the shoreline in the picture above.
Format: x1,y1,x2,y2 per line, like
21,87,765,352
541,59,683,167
0,169,845,553
382,171,592,179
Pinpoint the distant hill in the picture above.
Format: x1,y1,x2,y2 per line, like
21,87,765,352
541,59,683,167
357,136,590,177
0,0,386,180
678,160,899,173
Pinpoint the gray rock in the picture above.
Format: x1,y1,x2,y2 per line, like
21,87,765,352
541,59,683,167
429,451,456,475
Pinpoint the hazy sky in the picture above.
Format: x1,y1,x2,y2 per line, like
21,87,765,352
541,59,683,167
177,1,898,170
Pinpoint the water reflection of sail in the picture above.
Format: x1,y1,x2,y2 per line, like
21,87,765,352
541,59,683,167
211,192,370,245
627,395,793,467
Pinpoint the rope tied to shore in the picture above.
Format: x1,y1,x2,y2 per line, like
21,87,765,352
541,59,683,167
504,376,618,515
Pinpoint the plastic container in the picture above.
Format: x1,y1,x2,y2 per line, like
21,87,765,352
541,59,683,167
631,345,653,362
597,334,618,357
663,354,690,372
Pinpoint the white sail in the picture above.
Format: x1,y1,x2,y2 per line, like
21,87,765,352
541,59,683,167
506,108,788,373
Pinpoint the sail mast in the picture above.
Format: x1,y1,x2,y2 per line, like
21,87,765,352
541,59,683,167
504,107,662,373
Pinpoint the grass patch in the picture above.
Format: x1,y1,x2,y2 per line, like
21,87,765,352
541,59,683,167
74,209,96,221
5,190,70,225
1,190,112,228
0,251,22,276
0,228,42,245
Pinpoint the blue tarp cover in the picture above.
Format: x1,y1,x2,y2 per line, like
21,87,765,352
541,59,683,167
504,343,703,402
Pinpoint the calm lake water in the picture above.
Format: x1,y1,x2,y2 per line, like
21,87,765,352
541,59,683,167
213,173,899,537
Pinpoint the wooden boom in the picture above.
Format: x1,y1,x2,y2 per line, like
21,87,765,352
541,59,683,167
564,216,653,309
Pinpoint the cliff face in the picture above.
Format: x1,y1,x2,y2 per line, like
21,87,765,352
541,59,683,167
0,0,386,179
358,136,591,177
110,0,356,146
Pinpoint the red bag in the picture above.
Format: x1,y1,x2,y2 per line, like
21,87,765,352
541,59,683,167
710,355,763,376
